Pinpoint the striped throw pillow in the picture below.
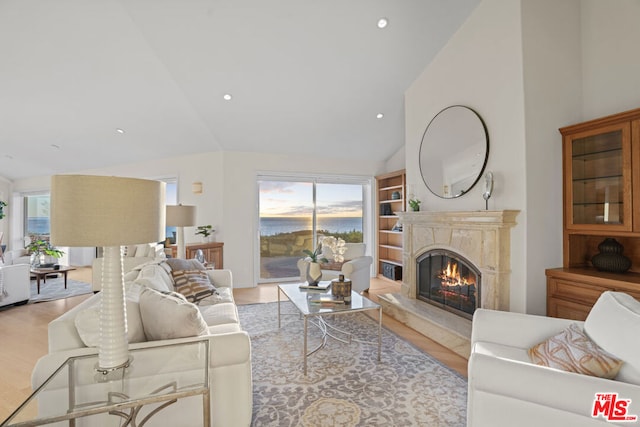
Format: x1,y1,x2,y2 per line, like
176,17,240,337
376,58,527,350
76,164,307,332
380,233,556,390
171,269,217,304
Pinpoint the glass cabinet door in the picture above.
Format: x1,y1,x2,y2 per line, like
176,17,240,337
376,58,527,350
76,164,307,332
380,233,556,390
565,123,632,231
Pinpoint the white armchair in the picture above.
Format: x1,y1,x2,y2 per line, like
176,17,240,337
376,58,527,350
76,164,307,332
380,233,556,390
467,291,640,427
297,242,373,293
0,263,31,308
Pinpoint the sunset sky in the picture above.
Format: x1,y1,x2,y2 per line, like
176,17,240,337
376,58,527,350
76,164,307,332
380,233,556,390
259,181,363,218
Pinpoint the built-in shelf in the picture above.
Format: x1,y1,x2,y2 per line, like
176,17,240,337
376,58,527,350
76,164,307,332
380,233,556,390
376,170,405,281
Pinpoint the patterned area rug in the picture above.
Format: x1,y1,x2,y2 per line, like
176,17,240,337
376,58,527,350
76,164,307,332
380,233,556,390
29,277,93,303
238,301,468,427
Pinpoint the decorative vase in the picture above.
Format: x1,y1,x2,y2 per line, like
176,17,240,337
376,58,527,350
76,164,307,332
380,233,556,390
305,262,322,286
591,238,632,273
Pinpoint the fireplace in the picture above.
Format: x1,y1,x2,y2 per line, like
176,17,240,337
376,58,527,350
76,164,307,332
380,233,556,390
417,249,480,320
377,210,519,359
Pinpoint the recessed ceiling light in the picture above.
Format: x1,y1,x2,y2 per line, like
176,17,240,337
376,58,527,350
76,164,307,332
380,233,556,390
116,128,125,134
376,113,384,119
377,18,388,29
223,94,232,101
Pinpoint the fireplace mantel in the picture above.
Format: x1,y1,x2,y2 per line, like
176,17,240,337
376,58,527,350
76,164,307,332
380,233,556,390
378,210,519,358
398,210,519,311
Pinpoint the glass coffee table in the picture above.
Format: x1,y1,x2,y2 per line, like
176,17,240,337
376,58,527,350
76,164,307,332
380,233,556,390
277,283,382,375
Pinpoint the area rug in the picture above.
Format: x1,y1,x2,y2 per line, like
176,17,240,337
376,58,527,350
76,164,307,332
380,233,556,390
238,302,468,427
29,277,93,303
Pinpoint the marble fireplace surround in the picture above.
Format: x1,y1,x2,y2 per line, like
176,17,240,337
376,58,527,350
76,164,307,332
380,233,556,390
378,210,519,359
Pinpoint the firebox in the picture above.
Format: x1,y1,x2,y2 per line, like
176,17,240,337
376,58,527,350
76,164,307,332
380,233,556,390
416,249,480,320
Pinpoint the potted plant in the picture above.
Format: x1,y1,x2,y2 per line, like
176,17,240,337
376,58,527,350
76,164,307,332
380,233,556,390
0,200,6,220
302,242,329,285
195,225,215,242
408,198,421,212
27,238,64,267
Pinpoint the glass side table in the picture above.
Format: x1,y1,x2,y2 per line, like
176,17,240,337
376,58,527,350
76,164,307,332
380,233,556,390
2,340,210,427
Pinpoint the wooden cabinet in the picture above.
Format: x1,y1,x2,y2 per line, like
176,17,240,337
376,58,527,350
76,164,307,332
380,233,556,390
546,268,640,320
376,170,405,281
547,108,640,319
170,242,223,268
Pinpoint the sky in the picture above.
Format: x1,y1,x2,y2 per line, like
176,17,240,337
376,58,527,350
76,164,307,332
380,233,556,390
259,181,363,218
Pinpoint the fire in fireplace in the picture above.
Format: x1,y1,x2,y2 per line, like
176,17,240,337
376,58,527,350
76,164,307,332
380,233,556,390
416,249,481,320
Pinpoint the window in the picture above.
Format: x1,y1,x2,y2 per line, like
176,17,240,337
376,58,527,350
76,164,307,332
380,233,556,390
24,194,51,239
258,175,370,282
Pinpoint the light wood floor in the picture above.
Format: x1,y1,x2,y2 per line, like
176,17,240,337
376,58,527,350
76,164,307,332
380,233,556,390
0,270,467,421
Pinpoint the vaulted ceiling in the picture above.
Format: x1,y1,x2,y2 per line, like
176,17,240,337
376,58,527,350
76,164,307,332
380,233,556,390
0,0,479,181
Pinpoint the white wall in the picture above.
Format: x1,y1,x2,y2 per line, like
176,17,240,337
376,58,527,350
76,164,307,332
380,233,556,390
405,0,529,312
0,177,10,249
581,0,640,120
521,0,581,314
10,151,382,287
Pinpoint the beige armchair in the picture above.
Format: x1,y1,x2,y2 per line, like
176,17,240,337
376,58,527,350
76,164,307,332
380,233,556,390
296,242,372,293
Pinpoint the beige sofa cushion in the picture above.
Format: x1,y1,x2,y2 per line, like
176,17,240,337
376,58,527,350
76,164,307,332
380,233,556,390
139,288,208,340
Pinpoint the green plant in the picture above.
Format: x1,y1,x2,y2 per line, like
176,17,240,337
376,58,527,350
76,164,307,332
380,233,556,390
408,198,421,211
195,225,215,237
302,243,329,263
27,238,64,258
0,200,6,220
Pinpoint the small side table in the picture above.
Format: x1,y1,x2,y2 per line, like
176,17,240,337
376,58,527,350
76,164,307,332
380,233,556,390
2,340,210,426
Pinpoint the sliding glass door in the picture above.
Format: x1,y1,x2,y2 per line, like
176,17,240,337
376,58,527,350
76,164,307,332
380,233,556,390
258,176,366,282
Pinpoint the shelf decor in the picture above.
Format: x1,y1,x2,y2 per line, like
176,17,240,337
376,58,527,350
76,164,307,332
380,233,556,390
591,238,631,273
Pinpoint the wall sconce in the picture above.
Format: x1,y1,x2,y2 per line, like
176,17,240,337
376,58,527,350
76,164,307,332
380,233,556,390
192,182,203,195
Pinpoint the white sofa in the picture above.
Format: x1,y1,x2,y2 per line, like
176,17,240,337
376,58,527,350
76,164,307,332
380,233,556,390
296,242,373,293
467,291,640,427
31,260,252,427
0,263,30,308
2,248,32,265
91,242,166,291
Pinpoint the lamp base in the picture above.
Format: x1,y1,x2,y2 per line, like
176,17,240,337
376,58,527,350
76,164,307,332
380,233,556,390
95,356,133,376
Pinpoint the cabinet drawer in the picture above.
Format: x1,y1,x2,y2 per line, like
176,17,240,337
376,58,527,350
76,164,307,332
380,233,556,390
548,279,605,306
548,297,591,321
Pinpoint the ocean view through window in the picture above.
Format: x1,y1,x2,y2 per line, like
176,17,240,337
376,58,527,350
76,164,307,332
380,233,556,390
258,178,366,282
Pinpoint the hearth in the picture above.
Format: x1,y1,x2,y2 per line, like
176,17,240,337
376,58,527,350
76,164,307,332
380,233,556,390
417,249,480,320
377,210,519,359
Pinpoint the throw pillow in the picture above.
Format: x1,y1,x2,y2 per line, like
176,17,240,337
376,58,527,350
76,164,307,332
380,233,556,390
171,269,217,304
75,299,146,347
584,291,640,385
165,258,206,271
528,323,623,379
138,287,208,340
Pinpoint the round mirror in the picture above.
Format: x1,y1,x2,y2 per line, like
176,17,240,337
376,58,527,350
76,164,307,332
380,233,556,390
419,105,489,198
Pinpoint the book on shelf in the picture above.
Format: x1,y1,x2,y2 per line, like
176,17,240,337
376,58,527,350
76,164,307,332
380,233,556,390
299,281,332,290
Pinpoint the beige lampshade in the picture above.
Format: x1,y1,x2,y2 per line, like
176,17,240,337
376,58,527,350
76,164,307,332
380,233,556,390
50,175,166,247
166,204,196,227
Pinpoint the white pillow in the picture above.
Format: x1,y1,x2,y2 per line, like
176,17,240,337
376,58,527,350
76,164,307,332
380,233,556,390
134,276,171,293
138,264,174,292
584,291,640,385
75,299,146,347
134,244,150,258
138,288,208,341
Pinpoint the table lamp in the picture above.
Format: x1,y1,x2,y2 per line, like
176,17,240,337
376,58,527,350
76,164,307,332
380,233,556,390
166,204,196,259
50,175,165,372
